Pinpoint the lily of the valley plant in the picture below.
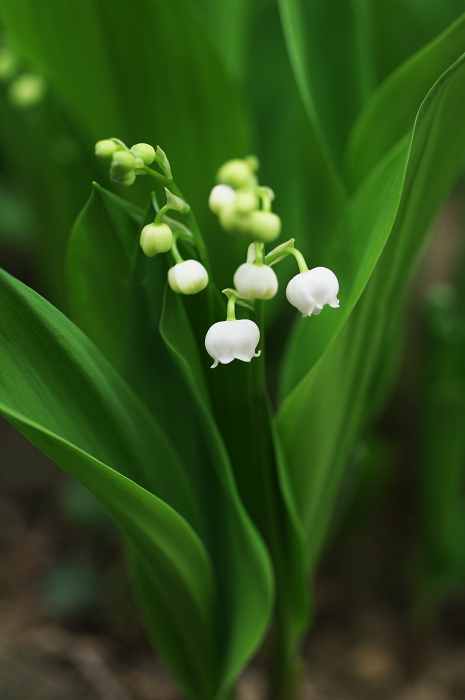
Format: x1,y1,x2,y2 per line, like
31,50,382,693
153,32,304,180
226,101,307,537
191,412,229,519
2,3,465,700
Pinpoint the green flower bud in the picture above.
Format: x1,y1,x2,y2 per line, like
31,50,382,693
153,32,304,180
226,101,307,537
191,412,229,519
246,211,281,243
235,190,259,214
245,155,259,172
95,139,118,160
140,223,173,257
168,260,209,295
217,159,254,189
208,184,237,214
219,203,251,235
130,143,156,165
111,150,136,173
110,168,136,187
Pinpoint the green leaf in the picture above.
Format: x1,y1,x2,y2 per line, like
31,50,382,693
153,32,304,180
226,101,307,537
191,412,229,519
67,183,143,369
371,0,465,84
278,0,375,166
243,0,348,325
165,187,190,214
345,11,465,188
67,184,214,479
0,268,224,699
277,52,465,558
281,133,412,399
160,286,275,691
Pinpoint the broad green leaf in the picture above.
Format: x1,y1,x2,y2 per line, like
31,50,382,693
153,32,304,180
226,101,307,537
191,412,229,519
0,0,253,279
278,53,465,557
278,0,375,166
2,410,218,700
281,134,412,399
67,183,143,369
0,268,203,527
67,183,213,473
345,11,465,188
241,0,347,331
372,0,465,83
0,270,224,699
160,286,276,690
67,184,273,691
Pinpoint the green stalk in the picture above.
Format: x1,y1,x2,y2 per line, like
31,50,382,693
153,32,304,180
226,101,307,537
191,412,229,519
248,302,304,700
143,165,211,271
265,246,308,273
267,613,305,700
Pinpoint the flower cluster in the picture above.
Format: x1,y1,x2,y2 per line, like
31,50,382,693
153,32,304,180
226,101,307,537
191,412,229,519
205,158,340,369
96,139,209,296
209,158,282,243
95,139,156,187
96,141,340,369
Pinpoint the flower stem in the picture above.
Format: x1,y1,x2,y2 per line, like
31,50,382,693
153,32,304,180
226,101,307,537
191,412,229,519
254,240,264,266
143,165,210,270
226,294,237,321
154,203,170,225
170,234,184,264
265,246,308,273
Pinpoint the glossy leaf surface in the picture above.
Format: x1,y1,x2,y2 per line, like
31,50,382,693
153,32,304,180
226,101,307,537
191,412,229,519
278,54,465,554
0,268,221,699
346,11,465,187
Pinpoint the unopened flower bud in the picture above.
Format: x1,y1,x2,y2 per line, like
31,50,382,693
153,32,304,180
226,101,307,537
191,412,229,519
140,223,173,257
168,260,208,295
209,184,237,214
219,204,250,235
217,159,254,188
95,139,118,160
246,210,281,243
205,319,260,368
130,143,156,165
110,168,136,187
111,151,136,173
233,263,278,300
235,190,259,214
286,267,340,317
245,155,259,172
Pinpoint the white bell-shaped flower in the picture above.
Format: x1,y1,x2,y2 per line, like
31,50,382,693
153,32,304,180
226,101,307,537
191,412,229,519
205,319,261,368
233,263,278,300
286,266,339,317
168,260,208,295
208,184,237,214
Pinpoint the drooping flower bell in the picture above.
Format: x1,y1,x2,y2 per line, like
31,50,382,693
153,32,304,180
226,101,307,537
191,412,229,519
286,266,339,317
233,263,278,300
205,319,260,368
208,184,237,214
168,259,208,295
140,222,173,257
